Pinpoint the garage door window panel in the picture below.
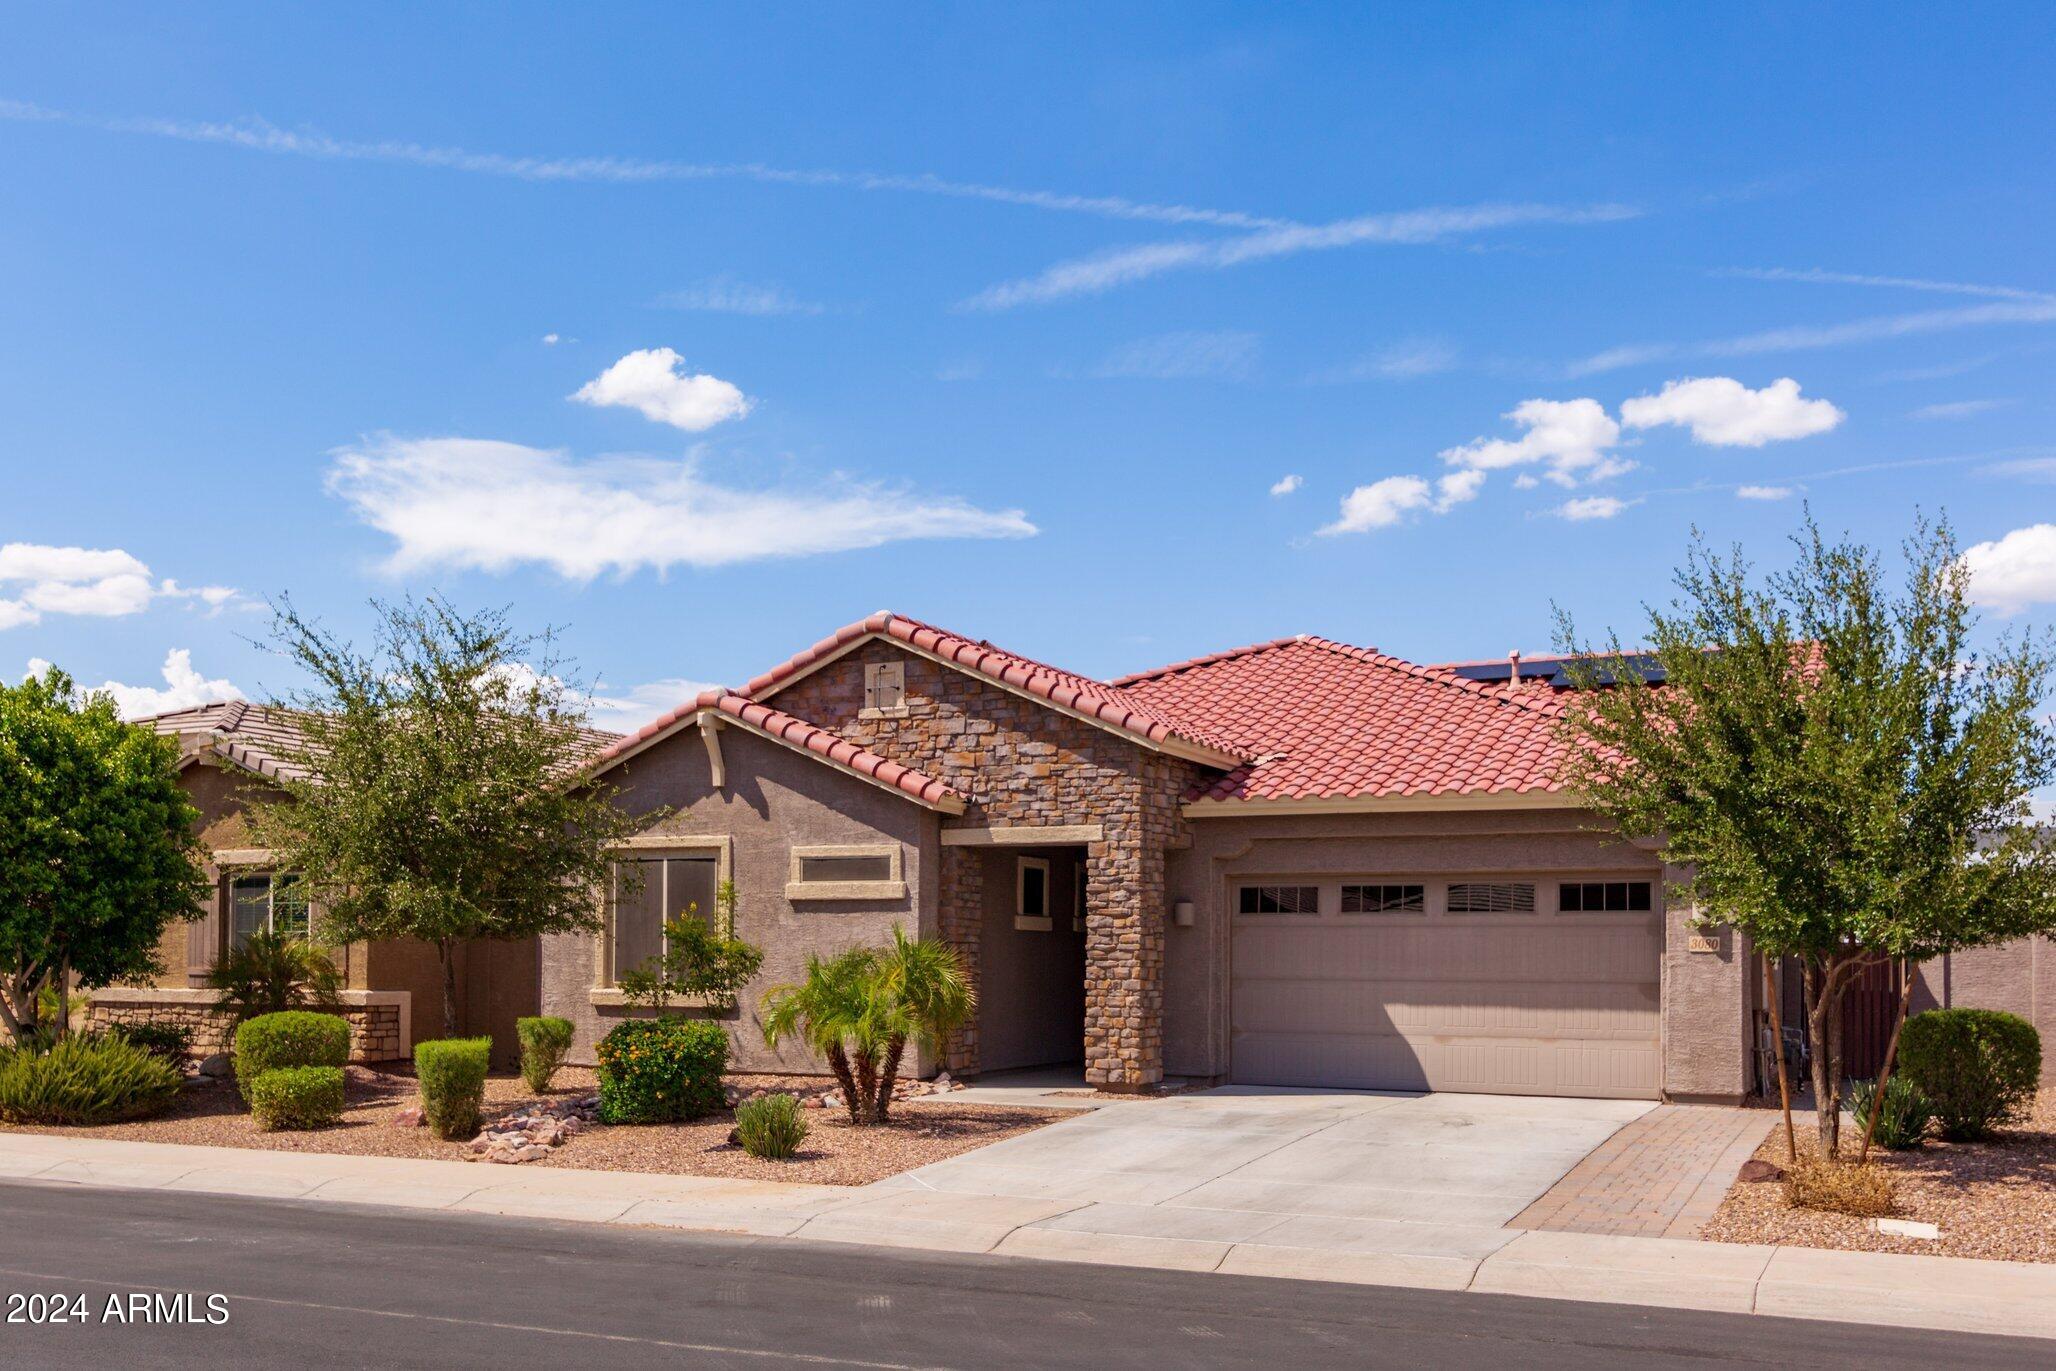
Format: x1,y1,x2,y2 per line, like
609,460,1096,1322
1341,884,1425,914
1445,881,1536,914
1557,881,1652,913
1238,885,1321,915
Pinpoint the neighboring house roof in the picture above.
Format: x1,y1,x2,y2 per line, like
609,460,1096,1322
744,611,1244,765
1113,635,1572,806
591,689,967,813
141,699,620,785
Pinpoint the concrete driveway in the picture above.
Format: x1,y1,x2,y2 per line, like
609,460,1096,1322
837,1087,1654,1284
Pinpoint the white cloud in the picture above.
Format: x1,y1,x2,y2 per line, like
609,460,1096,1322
571,348,752,431
1909,398,2013,420
1269,474,1303,497
1092,330,1259,381
1717,267,2055,304
0,543,239,629
585,676,724,734
1439,397,1622,485
327,435,1036,578
1572,299,2056,375
1554,495,1631,521
654,276,823,317
26,648,243,719
1619,377,1844,447
541,332,561,346
1985,457,2056,482
1311,338,1459,383
964,201,1640,309
1736,484,1795,501
1318,470,1481,536
0,98,1291,232
1963,524,2056,614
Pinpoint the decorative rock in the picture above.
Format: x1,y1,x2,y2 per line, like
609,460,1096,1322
1876,1217,1941,1240
196,1054,233,1079
1737,1159,1785,1183
392,1107,426,1128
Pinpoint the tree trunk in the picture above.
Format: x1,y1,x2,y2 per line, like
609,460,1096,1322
54,956,70,1043
824,1043,863,1125
438,939,460,1039
1857,962,1919,1165
876,1036,908,1124
1804,957,1843,1157
1762,955,1798,1164
852,1048,882,1124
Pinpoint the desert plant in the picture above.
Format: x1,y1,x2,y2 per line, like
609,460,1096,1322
594,1017,727,1124
0,1032,182,1125
733,1092,808,1159
617,893,764,1013
1898,1008,2042,1141
234,1010,350,1103
1843,1074,1934,1151
1783,1158,1897,1217
248,1064,345,1131
415,1036,492,1140
114,1021,195,1067
516,1015,575,1094
205,929,344,1027
760,926,974,1125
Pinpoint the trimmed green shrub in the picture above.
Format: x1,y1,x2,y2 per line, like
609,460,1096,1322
415,1037,492,1140
234,1011,350,1104
595,1017,728,1124
248,1065,345,1131
516,1016,575,1094
733,1092,808,1159
1899,1008,2042,1141
0,1033,182,1125
115,1021,195,1066
1844,1073,1934,1150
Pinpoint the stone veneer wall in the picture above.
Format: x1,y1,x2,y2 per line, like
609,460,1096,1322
939,844,985,1073
773,640,1203,1089
86,990,408,1063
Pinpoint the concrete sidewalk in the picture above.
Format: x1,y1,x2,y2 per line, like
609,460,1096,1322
3,1129,2054,1343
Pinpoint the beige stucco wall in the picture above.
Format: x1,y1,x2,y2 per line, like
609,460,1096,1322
543,721,942,1074
1919,935,2055,1084
1161,806,1748,1100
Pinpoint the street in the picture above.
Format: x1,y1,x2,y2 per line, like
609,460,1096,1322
0,1181,2043,1368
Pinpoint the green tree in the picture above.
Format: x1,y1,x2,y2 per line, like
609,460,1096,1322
616,882,765,1013
761,927,973,1125
246,597,640,1038
1557,515,2056,1156
0,668,207,1046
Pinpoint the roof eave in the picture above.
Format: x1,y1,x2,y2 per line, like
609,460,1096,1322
1181,789,1585,817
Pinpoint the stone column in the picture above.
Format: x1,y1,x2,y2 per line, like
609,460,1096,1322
939,845,983,1075
1083,832,1165,1091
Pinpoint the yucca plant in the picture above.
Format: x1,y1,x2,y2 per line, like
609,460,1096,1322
205,929,344,1027
761,927,973,1125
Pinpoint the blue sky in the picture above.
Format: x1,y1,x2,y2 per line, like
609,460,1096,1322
4,4,2054,730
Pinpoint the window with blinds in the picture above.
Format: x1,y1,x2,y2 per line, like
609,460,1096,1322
1238,885,1320,915
1445,881,1536,914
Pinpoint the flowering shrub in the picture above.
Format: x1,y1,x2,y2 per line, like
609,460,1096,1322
595,1017,727,1124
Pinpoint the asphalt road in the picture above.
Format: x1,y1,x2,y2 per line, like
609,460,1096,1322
0,1181,2044,1369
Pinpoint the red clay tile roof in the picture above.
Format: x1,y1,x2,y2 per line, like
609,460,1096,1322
745,612,1242,761
590,689,967,812
142,700,620,784
1115,635,1571,803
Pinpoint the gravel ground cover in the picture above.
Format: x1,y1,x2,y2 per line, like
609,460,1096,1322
0,1065,1062,1187
1701,1090,2056,1263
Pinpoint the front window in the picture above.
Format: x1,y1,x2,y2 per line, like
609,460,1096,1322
229,873,309,947
610,854,719,983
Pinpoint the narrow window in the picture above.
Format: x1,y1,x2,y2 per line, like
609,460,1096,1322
798,853,894,883
1237,885,1320,915
1341,883,1426,914
1016,856,1052,930
1446,881,1536,914
1558,881,1652,913
786,845,905,900
229,873,310,948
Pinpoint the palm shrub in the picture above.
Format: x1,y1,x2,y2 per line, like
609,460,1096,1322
0,1033,182,1125
234,1011,350,1104
415,1037,492,1140
205,929,344,1026
761,927,974,1125
1843,1074,1934,1151
1898,1008,2041,1141
594,1017,727,1124
733,1092,808,1159
249,1065,345,1131
516,1016,575,1094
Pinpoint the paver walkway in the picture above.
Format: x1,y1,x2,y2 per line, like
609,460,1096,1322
1509,1104,1776,1238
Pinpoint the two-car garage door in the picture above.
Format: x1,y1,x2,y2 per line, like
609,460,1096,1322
1230,878,1662,1099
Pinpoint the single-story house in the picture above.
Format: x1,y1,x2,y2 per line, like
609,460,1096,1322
115,614,2053,1095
